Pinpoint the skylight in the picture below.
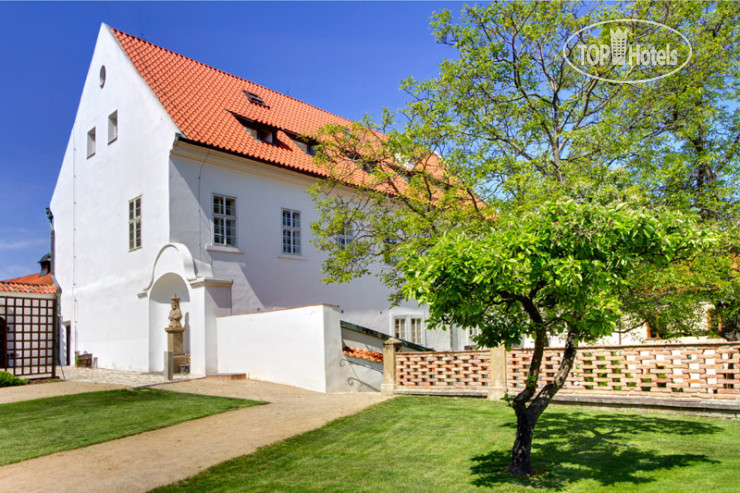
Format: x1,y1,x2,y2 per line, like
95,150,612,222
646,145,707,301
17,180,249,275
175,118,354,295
243,90,268,108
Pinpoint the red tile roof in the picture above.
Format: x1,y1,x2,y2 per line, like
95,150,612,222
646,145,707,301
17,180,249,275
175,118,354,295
0,273,57,295
111,27,356,178
343,345,384,364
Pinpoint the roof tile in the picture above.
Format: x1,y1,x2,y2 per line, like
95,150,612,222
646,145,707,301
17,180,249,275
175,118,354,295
343,345,384,364
111,27,353,177
0,273,57,295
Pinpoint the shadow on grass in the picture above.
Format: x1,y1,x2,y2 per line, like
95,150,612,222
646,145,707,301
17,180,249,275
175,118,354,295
470,410,721,490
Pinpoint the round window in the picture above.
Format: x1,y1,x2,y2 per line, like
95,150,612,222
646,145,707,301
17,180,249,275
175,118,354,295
99,65,107,88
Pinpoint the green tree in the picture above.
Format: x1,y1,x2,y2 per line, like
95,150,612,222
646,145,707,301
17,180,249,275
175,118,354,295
310,0,739,476
398,200,708,475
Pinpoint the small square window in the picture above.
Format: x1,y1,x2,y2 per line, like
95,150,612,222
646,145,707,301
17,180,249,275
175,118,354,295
108,111,118,144
87,128,96,158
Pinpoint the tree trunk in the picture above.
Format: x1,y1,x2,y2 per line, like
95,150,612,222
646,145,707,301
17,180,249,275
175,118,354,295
509,405,537,476
507,331,578,477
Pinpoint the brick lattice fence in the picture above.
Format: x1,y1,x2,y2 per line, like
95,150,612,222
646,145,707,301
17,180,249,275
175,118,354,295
392,342,740,400
396,350,491,390
508,342,740,399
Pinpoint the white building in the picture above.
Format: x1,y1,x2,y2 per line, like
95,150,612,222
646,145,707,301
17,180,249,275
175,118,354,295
50,24,475,387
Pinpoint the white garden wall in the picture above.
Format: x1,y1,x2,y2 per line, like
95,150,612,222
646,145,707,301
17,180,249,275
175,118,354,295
217,304,362,393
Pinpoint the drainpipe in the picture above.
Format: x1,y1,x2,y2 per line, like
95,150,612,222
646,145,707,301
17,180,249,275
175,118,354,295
46,208,62,379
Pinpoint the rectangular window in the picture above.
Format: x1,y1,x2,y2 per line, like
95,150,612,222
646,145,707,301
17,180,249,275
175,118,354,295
213,195,237,247
337,224,354,249
394,316,424,345
128,196,141,250
108,111,118,143
87,128,96,158
281,209,301,255
394,318,407,341
410,318,424,345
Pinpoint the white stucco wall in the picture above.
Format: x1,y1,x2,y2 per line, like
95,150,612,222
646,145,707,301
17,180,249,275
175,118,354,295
217,304,358,392
167,143,463,349
50,24,181,371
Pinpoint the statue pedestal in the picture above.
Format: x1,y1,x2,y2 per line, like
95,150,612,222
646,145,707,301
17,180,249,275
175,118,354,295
165,326,189,374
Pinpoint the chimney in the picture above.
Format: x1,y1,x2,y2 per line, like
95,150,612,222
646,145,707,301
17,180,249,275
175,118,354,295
38,253,51,276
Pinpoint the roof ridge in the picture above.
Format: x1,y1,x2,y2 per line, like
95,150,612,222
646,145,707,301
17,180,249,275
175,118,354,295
109,26,353,128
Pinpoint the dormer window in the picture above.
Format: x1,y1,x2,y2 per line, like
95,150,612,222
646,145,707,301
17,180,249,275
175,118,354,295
243,90,269,108
233,113,277,145
346,151,379,173
291,137,318,156
248,126,275,144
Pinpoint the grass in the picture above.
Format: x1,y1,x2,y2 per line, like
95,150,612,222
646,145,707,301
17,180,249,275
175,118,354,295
0,388,263,465
155,395,740,493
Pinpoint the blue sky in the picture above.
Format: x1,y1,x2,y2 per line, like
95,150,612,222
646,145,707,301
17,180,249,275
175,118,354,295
0,1,465,280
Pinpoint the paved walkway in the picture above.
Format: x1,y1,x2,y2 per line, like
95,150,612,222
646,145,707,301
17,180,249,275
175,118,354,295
0,377,390,492
58,365,197,387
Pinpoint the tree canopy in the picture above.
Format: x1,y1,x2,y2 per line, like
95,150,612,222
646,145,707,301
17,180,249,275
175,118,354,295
310,0,740,476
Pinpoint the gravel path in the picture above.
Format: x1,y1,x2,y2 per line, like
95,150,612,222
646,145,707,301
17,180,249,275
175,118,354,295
58,366,197,387
0,377,390,492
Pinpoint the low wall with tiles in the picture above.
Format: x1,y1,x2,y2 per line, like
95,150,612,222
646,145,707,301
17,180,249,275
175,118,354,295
507,342,740,399
396,350,491,390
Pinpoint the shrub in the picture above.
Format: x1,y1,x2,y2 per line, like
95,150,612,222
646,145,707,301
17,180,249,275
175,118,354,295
0,371,28,387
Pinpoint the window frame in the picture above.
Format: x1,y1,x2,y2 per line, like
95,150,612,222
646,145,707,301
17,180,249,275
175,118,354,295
393,316,425,346
108,111,118,144
233,113,277,145
336,223,354,250
281,209,302,255
128,196,142,251
290,136,318,156
87,127,96,158
212,194,237,247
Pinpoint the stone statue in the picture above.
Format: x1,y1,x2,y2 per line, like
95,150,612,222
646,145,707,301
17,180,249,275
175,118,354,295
168,296,184,332
165,295,189,374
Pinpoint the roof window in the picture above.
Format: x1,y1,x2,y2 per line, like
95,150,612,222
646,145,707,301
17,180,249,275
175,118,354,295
291,137,318,156
233,113,277,145
243,90,269,108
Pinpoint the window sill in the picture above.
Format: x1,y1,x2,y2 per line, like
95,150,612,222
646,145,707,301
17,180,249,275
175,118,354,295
207,244,244,255
277,254,307,261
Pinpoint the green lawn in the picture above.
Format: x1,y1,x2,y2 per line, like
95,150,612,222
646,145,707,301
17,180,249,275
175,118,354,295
155,395,740,493
0,388,262,465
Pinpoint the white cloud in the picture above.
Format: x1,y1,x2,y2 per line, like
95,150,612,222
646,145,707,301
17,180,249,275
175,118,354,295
0,239,48,251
